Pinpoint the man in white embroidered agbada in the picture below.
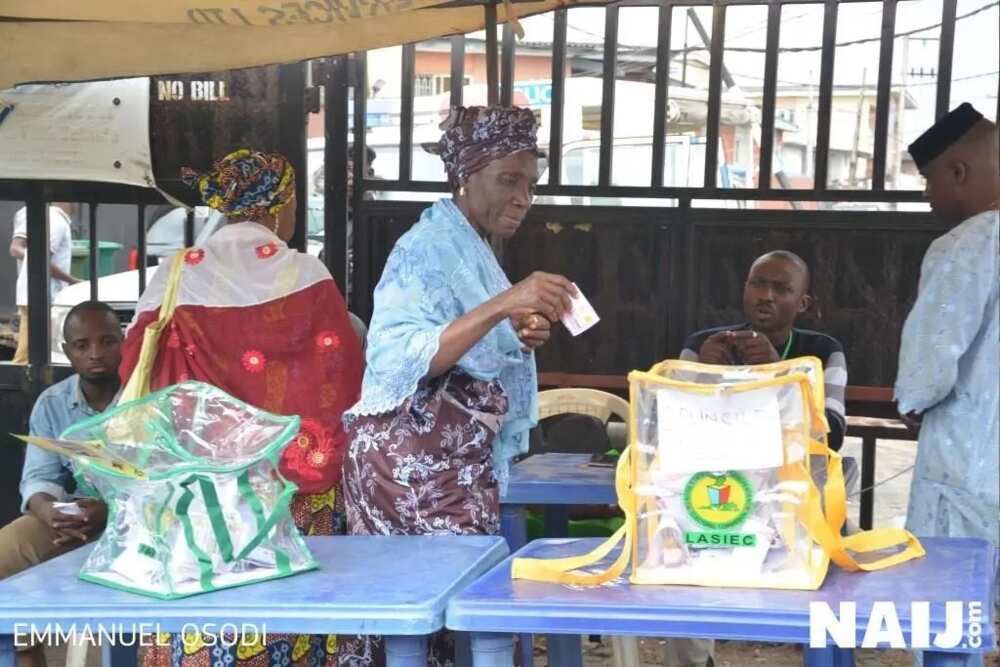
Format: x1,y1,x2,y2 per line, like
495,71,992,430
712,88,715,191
896,103,999,598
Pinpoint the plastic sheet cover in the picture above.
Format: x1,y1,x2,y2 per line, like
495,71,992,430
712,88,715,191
59,381,316,599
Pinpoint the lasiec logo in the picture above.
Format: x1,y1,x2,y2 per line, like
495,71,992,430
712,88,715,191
683,471,757,548
809,601,986,649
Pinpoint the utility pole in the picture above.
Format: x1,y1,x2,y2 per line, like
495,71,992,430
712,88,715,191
806,69,816,182
849,68,867,189
682,14,689,86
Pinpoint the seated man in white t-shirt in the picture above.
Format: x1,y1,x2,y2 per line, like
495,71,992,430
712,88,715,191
8,203,81,364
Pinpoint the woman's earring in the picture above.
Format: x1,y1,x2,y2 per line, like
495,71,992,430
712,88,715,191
458,185,466,197
272,214,281,234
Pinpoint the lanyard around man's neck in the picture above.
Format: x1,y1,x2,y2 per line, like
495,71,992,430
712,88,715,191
779,330,795,360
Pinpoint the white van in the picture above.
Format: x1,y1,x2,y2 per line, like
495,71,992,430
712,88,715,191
534,134,747,207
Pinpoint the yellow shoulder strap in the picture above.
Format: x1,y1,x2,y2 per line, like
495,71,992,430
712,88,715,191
795,379,925,571
800,439,926,571
119,250,186,404
511,447,634,585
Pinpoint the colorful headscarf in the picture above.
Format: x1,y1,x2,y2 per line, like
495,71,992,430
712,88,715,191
424,106,539,187
181,149,295,220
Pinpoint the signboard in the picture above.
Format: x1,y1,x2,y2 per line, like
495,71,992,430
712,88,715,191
0,78,154,186
365,113,394,127
150,66,281,183
656,386,784,475
514,82,553,107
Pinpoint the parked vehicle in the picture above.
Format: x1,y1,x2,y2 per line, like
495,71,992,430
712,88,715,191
140,206,216,262
533,135,749,207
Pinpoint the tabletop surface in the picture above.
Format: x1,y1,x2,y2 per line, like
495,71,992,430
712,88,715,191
502,453,617,505
0,535,508,636
447,537,996,652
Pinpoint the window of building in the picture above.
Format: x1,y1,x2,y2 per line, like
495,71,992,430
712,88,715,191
415,75,434,97
434,75,472,95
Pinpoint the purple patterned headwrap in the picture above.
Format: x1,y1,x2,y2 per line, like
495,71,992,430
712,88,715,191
424,106,539,187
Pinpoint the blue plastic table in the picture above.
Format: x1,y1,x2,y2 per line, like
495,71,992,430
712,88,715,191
447,537,996,667
500,453,616,551
500,453,617,665
0,535,508,667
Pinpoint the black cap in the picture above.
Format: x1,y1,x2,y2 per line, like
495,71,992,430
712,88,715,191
908,102,984,170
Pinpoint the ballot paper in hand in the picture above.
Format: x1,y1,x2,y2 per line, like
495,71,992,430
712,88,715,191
561,283,600,336
52,501,83,517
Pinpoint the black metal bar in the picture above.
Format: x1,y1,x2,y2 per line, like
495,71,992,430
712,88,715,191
362,203,940,238
450,35,466,109
25,189,50,370
485,4,500,106
0,180,166,205
682,201,699,345
137,205,147,296
651,6,672,188
353,53,368,201
351,54,367,310
352,200,373,323
871,0,897,192
88,202,99,301
935,0,957,120
400,44,416,183
501,23,515,107
547,9,568,186
813,0,838,190
598,5,619,188
363,179,928,201
0,159,927,206
658,219,677,357
758,2,782,191
860,435,876,530
670,204,692,355
279,62,308,252
184,210,195,248
703,4,726,188
326,56,351,292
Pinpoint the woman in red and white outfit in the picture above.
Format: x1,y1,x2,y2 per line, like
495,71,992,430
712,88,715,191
122,149,363,667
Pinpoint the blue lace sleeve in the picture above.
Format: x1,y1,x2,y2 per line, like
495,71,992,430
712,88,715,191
349,239,458,416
